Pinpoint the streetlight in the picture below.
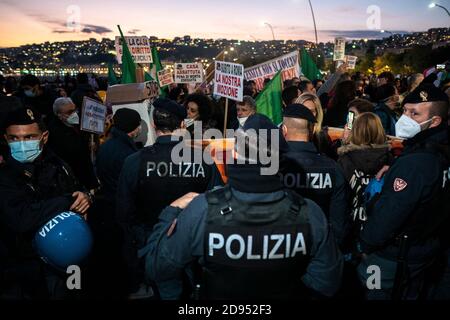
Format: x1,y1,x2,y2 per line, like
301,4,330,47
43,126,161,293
307,0,321,65
308,0,319,46
261,22,276,41
429,2,450,16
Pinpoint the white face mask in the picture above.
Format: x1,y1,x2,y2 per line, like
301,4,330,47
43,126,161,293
395,115,433,139
238,116,249,127
66,112,79,125
184,118,194,128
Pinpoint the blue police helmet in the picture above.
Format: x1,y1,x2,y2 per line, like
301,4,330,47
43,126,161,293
34,211,93,270
364,177,385,203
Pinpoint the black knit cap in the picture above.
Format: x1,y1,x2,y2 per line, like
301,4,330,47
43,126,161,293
402,83,449,106
113,108,141,133
227,113,289,193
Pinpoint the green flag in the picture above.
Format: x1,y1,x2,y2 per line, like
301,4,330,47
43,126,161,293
107,62,118,85
117,25,136,84
300,48,321,81
150,47,168,97
150,47,163,76
255,71,283,125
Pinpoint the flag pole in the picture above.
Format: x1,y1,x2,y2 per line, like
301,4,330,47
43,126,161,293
223,98,229,134
136,64,145,83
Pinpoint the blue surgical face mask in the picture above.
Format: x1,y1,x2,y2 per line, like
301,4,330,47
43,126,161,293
24,89,36,98
9,139,43,163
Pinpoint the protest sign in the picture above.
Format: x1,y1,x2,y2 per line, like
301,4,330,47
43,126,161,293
81,97,107,135
333,37,346,61
213,61,244,102
244,51,300,91
106,81,159,105
174,63,204,84
157,69,174,87
115,36,153,64
345,55,358,69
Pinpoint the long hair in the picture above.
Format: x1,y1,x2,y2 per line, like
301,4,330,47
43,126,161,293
295,93,323,134
350,112,386,146
331,80,356,112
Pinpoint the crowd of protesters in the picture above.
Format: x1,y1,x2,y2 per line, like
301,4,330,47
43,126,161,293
0,60,449,300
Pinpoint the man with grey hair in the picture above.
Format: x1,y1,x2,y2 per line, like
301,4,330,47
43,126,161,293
47,96,98,189
52,97,79,127
236,95,257,128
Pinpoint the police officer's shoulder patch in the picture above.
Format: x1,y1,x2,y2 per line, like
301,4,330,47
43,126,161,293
393,178,408,192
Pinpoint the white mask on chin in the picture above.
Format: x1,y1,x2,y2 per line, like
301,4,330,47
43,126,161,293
238,116,249,127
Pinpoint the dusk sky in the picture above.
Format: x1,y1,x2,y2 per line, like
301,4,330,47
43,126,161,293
0,0,449,47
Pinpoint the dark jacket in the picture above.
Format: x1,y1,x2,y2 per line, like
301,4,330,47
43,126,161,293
0,149,84,260
116,135,224,237
0,149,81,295
47,115,98,190
283,141,350,247
374,102,397,136
96,127,138,202
337,143,392,182
116,135,223,293
146,188,344,299
337,143,392,245
360,126,449,263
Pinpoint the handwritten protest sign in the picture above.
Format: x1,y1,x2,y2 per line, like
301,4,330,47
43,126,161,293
157,69,174,87
345,55,358,69
213,61,244,102
115,36,153,64
81,97,107,135
333,37,346,61
174,63,204,84
244,51,300,91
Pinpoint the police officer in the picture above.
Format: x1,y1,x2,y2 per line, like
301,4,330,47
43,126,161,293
280,104,350,247
0,107,91,299
146,114,344,299
358,84,449,299
116,98,223,298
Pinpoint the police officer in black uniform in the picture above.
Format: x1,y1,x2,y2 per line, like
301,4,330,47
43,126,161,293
0,107,91,299
280,104,350,247
358,84,449,299
116,98,223,298
146,114,344,299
